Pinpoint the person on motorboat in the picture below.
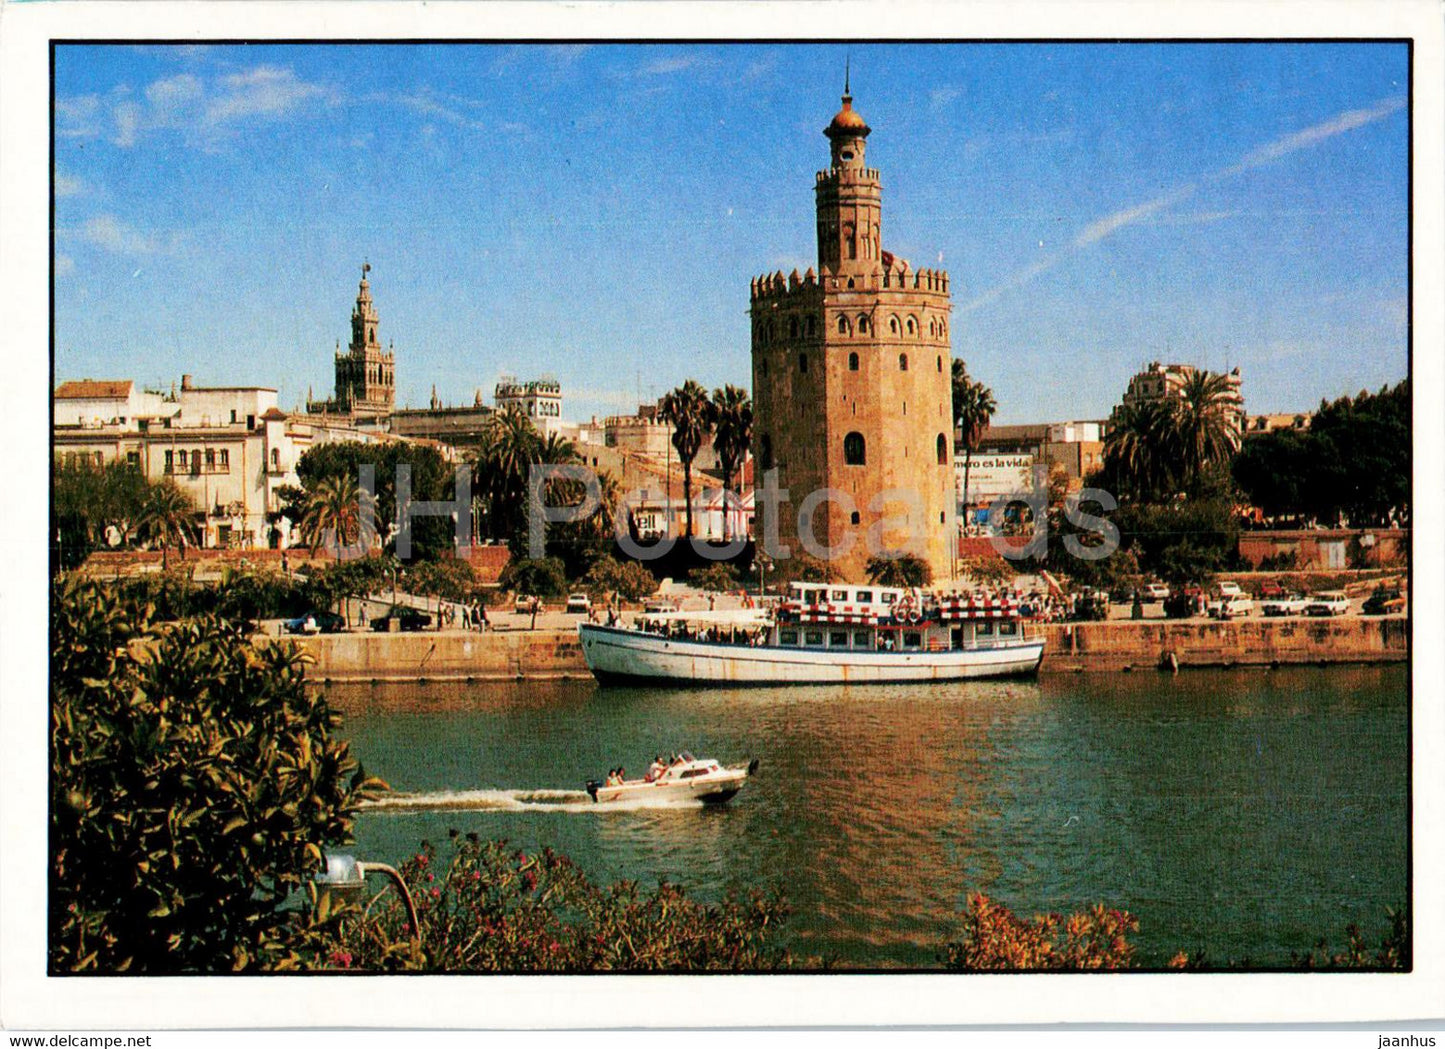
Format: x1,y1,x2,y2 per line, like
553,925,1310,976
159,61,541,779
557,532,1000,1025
646,756,666,782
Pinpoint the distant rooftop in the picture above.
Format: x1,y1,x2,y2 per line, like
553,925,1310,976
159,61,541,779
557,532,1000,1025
55,380,133,400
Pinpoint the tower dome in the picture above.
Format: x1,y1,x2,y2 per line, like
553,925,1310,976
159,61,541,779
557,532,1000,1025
827,94,869,135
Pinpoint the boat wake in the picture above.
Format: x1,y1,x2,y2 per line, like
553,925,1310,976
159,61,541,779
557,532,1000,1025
361,788,705,814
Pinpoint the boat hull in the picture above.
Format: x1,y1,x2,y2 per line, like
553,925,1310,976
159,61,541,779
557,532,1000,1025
578,623,1044,686
587,767,750,804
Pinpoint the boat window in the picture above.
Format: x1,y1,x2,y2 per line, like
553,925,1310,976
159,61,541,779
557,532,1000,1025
856,590,873,603
853,631,871,647
881,592,896,604
977,621,995,637
903,632,923,650
780,630,799,646
830,590,848,601
680,769,707,778
804,630,824,647
999,621,1017,635
829,631,848,647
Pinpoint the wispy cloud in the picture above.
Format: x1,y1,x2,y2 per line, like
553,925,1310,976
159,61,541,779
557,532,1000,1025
1073,184,1197,248
639,54,702,77
55,253,76,277
963,96,1406,312
1217,96,1406,178
56,65,334,150
79,213,183,255
54,171,85,198
930,86,964,108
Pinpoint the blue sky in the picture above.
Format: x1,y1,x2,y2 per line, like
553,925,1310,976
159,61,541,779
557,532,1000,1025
53,42,1409,424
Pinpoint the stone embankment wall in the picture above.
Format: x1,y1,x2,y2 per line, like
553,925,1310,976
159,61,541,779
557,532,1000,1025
1039,616,1407,673
279,616,1407,684
274,630,587,684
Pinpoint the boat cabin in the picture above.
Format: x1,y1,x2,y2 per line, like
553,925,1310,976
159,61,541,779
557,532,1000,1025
775,582,1025,653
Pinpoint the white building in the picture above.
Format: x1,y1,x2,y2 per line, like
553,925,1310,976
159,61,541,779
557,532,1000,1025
54,375,402,550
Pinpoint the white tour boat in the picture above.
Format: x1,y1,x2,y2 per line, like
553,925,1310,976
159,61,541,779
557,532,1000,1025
578,582,1045,686
586,753,760,804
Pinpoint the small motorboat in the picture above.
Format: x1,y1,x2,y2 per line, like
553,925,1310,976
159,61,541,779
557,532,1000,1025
586,752,759,805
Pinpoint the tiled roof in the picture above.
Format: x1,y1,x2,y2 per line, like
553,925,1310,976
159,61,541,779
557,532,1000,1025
261,407,289,421
55,380,134,400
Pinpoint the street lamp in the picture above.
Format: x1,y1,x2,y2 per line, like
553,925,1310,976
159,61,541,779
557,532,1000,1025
314,852,420,949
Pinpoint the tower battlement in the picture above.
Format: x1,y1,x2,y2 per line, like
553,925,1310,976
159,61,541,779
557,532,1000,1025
749,268,824,304
816,166,881,184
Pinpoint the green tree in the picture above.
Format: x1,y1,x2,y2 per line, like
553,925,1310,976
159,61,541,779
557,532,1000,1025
658,379,713,540
583,556,658,602
500,556,568,599
1101,399,1175,501
709,385,753,541
472,405,542,545
951,361,997,519
50,577,384,973
135,479,197,570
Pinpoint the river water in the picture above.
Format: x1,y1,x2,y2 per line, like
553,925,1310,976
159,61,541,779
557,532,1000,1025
332,665,1408,968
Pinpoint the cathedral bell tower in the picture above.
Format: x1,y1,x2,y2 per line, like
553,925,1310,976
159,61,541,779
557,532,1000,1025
329,262,396,418
749,81,957,583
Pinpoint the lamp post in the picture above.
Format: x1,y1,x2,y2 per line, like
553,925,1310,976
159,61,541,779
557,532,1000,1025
314,852,421,949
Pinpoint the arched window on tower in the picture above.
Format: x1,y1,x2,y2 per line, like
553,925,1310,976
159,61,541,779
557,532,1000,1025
806,315,816,337
759,434,773,470
937,433,949,465
837,315,850,336
889,316,900,335
798,353,808,374
848,352,859,372
899,354,909,371
907,316,917,336
844,224,857,260
857,314,869,335
937,355,943,372
844,432,866,466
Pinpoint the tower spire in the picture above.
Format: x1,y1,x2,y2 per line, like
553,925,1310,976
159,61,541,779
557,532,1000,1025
845,54,851,98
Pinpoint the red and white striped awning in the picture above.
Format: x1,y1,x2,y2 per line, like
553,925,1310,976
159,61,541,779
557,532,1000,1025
935,595,1021,620
793,609,882,625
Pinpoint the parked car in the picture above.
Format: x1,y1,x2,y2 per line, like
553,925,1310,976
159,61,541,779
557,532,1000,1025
643,598,680,615
1140,582,1171,601
565,593,592,614
1215,595,1255,620
515,594,543,615
1306,591,1351,617
371,606,432,632
1362,588,1406,616
1206,584,1250,618
1258,579,1287,601
284,610,346,635
1260,593,1308,617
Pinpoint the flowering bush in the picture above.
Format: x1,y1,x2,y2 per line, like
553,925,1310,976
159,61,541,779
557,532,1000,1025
940,894,1138,971
290,834,795,972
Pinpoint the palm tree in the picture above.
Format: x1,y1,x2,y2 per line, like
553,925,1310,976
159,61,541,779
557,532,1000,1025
1103,400,1174,501
951,361,997,524
658,379,712,539
1173,370,1242,494
300,472,361,556
136,480,196,570
473,405,541,542
865,553,933,588
709,385,752,541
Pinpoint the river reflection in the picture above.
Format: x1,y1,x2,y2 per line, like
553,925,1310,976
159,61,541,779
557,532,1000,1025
332,665,1407,968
